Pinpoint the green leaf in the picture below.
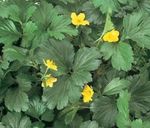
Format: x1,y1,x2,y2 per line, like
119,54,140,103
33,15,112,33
59,105,79,125
0,122,5,128
103,77,130,95
82,1,103,25
22,21,37,47
8,1,36,23
118,0,138,7
100,42,134,71
0,4,9,18
36,40,75,75
37,41,100,109
140,0,150,13
26,98,46,119
111,42,134,71
3,46,27,62
129,72,150,113
143,121,150,128
122,11,150,49
2,112,31,128
32,121,45,128
4,73,31,112
5,88,29,112
42,76,81,110
80,121,99,128
100,43,115,60
92,0,120,14
41,109,54,122
0,19,21,44
33,1,77,40
116,90,131,128
131,119,143,128
72,47,100,85
69,115,83,128
48,15,77,40
91,96,118,128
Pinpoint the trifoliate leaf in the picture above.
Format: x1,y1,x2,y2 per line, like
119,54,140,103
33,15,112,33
131,119,143,128
91,96,118,128
100,42,134,71
33,1,77,40
92,0,120,14
0,18,21,44
103,77,130,95
2,112,31,128
122,11,150,49
5,88,29,112
116,90,131,128
79,120,99,128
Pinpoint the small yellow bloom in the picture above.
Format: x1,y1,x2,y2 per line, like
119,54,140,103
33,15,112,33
42,74,57,88
81,85,94,103
71,12,89,26
43,59,57,71
103,29,120,43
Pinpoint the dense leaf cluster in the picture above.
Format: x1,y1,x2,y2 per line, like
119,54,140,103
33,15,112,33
0,0,150,128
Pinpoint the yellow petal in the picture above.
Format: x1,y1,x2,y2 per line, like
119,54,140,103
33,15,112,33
112,29,119,36
78,13,85,21
82,85,94,103
71,19,80,26
81,20,90,25
71,12,77,19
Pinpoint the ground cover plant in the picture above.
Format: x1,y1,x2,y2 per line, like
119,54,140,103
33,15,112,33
0,0,150,127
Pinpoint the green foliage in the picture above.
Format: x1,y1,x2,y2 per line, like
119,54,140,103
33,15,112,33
100,42,134,71
2,112,31,128
0,0,150,127
79,120,99,128
91,96,118,127
122,11,150,49
92,0,120,14
103,77,130,95
116,90,131,128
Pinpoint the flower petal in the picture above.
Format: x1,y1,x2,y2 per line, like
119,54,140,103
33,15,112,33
71,12,77,19
81,20,90,25
78,13,85,21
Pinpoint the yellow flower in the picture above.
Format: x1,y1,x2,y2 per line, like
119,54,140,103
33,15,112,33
103,29,120,43
71,12,89,26
42,74,57,88
43,59,57,71
81,85,94,103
